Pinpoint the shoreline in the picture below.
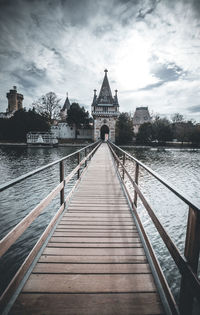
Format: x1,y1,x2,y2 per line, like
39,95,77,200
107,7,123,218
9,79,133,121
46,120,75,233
0,142,91,147
0,141,199,149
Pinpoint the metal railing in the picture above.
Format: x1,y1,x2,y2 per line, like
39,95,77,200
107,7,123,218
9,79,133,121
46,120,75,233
0,140,101,312
108,141,200,315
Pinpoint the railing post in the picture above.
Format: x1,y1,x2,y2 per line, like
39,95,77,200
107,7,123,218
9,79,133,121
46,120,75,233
122,153,125,180
116,149,119,169
77,152,80,179
59,161,64,206
134,162,139,207
179,207,200,315
85,148,87,167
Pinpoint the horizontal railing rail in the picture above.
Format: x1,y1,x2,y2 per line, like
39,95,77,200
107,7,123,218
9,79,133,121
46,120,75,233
108,141,200,315
0,141,99,193
0,140,101,312
110,142,200,212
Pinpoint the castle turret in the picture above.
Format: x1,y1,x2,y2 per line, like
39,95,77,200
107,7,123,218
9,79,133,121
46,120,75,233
60,93,71,120
7,86,23,113
133,106,151,134
91,69,120,142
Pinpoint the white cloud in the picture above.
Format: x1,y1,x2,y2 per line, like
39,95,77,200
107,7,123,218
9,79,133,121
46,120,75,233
0,0,200,121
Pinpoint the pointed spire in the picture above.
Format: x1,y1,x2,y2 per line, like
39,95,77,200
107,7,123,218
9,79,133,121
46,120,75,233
62,92,71,111
92,89,97,105
97,69,114,104
114,89,119,105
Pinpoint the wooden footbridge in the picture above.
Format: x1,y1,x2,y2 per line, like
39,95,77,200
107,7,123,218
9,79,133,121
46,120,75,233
0,142,200,315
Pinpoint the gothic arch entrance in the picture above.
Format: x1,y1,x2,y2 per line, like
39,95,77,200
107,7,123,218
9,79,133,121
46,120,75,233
100,125,109,140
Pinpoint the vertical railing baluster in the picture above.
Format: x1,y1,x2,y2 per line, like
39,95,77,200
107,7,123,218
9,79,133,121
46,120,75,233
85,148,87,167
179,206,200,315
134,162,139,207
122,153,125,180
77,152,80,179
59,161,64,206
116,149,119,169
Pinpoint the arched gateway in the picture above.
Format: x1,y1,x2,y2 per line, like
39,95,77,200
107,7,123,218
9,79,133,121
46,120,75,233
91,69,120,143
100,124,109,140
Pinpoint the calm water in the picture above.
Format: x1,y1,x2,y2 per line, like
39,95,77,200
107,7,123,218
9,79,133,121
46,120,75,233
0,145,200,310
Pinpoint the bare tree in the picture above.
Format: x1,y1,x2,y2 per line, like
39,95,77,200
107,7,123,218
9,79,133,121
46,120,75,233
33,92,61,123
171,113,184,123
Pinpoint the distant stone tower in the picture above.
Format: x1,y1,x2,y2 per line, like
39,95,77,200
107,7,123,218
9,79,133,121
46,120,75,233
133,106,151,134
6,86,24,113
91,69,119,142
60,93,71,120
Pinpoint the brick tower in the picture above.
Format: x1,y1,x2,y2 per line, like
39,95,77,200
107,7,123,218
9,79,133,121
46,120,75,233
7,86,24,113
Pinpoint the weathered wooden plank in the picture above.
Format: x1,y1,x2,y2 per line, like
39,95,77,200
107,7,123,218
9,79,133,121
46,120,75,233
67,209,129,212
68,206,128,211
53,232,139,238
57,223,136,226
10,292,164,315
22,274,156,293
71,201,127,204
8,143,164,315
43,247,145,256
33,263,150,274
50,237,141,243
47,242,143,248
55,229,137,233
0,203,65,312
63,213,132,217
60,218,134,223
38,255,148,263
56,226,137,231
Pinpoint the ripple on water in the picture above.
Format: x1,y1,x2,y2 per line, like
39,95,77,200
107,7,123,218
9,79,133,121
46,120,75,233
0,146,79,294
0,146,200,308
123,146,200,304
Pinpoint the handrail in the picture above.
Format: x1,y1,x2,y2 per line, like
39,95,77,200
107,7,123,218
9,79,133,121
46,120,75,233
0,141,101,312
0,141,100,193
0,141,101,259
0,182,63,258
108,141,200,315
109,141,200,212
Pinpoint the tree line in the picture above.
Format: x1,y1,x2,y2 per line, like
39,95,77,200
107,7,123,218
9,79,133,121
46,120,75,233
116,112,200,146
0,90,199,145
0,92,90,141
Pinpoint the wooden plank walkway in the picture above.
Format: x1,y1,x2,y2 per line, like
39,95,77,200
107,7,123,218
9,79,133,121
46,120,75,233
10,143,164,315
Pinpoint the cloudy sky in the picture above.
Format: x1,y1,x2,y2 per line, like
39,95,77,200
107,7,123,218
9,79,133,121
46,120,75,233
0,0,200,121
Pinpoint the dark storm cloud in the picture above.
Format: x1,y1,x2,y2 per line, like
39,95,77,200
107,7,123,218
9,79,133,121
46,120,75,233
187,105,200,113
140,62,185,91
136,0,160,20
0,0,200,120
12,64,47,89
154,63,184,82
139,81,165,91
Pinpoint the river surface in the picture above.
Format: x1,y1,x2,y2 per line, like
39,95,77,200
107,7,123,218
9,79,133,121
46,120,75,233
0,145,200,311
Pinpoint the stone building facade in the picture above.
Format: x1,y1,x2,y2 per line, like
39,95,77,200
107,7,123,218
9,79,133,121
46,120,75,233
51,123,92,140
91,70,119,142
132,106,151,134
